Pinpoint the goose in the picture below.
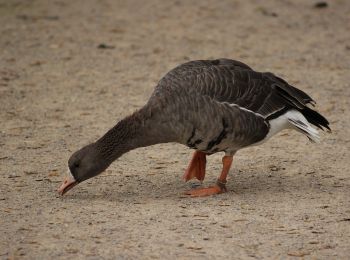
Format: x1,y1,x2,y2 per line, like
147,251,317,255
58,59,330,197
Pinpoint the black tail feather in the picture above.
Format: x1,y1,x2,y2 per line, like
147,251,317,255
300,106,331,132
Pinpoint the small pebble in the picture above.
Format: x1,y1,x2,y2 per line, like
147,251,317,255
314,2,328,8
97,43,115,49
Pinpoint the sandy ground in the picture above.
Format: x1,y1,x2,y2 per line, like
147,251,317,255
1,0,350,259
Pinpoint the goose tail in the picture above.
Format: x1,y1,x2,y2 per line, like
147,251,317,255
300,106,331,132
286,110,321,143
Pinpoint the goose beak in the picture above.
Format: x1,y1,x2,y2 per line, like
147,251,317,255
58,175,77,196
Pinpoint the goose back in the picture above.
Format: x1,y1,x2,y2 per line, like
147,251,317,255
151,59,329,129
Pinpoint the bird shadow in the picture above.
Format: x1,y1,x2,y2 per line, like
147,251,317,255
62,170,344,204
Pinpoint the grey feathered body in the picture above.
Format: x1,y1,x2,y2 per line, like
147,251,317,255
129,59,330,156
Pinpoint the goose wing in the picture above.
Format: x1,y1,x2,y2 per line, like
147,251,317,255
156,59,315,121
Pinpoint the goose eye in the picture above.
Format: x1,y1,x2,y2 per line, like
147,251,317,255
74,162,80,168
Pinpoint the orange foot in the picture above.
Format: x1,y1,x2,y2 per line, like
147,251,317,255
183,151,206,182
185,185,227,197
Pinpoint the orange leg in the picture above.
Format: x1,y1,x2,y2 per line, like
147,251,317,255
185,155,233,197
183,151,207,182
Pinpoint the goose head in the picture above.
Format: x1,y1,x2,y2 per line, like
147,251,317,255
58,143,110,195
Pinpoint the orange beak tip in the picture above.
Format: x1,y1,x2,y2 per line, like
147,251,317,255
57,176,77,196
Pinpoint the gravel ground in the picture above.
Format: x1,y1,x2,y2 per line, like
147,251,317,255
1,0,350,259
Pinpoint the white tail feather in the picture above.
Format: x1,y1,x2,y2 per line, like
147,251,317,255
256,109,321,147
286,110,320,143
